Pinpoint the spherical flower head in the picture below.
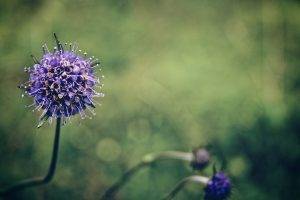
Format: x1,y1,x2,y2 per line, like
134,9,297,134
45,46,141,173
204,172,231,200
20,34,104,126
190,148,210,170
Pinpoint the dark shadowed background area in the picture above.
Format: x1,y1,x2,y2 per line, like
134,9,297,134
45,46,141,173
0,0,299,199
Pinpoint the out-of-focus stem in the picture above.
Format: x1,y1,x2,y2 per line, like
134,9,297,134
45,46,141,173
0,118,62,197
162,175,209,200
100,151,193,200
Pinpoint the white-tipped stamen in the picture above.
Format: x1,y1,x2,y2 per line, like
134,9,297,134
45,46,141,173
44,44,50,53
26,103,35,108
86,106,96,116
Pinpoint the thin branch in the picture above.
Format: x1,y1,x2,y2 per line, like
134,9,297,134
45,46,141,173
100,151,193,200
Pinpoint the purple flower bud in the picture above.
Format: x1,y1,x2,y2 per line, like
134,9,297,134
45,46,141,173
204,172,231,200
190,148,210,170
20,34,103,124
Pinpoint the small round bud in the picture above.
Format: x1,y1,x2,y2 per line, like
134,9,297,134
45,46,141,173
204,172,231,200
190,148,210,170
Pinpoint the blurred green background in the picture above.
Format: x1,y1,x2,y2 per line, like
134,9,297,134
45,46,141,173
0,0,299,199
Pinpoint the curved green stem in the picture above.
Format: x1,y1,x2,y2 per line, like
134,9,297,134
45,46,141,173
0,118,62,197
100,151,193,200
162,175,209,200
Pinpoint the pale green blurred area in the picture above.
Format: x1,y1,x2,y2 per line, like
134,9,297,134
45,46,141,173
0,0,299,199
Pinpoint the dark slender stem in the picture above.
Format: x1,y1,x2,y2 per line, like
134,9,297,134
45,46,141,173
0,118,62,197
162,175,209,200
100,151,193,200
100,162,147,200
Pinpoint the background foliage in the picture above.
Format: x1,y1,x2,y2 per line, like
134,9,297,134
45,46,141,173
0,0,299,199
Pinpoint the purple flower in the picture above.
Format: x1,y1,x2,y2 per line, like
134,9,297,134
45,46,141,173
190,148,210,170
20,34,104,126
204,172,231,200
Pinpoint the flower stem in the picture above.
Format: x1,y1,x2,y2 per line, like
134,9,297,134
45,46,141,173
0,118,62,197
100,151,193,200
162,175,209,200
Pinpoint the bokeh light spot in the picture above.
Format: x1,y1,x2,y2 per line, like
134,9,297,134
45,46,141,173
228,156,249,177
96,138,121,162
